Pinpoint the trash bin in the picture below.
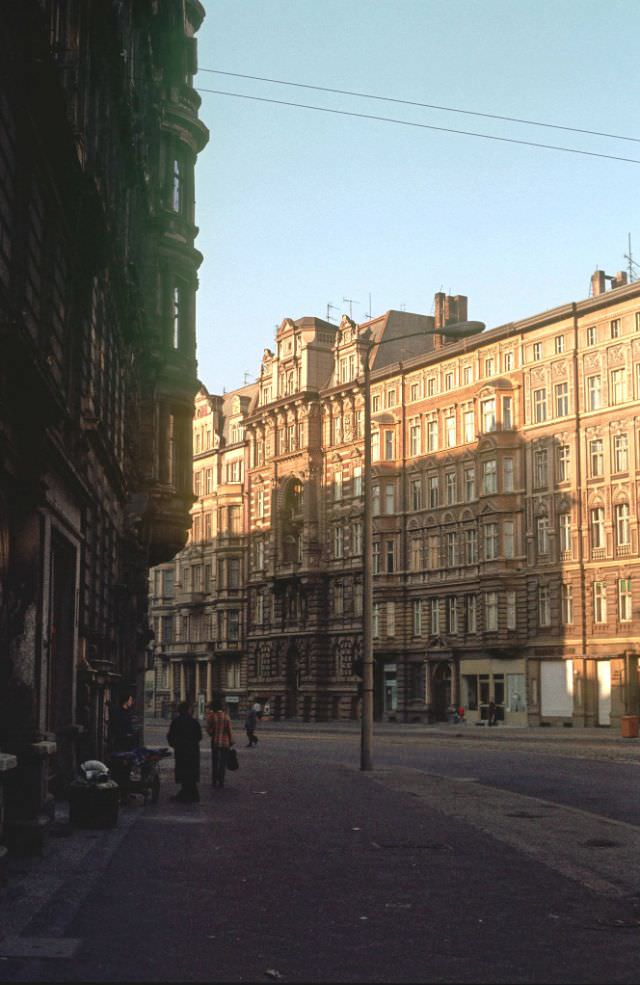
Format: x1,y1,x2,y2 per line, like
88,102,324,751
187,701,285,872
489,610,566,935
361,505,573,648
620,715,639,738
69,779,120,828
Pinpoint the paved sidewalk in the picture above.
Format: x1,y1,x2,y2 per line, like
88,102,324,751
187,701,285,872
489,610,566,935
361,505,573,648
1,724,640,982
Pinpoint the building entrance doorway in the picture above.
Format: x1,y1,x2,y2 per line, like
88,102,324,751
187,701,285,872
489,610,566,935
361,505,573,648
432,662,452,721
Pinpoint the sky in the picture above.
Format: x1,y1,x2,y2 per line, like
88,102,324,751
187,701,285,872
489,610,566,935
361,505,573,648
193,0,640,395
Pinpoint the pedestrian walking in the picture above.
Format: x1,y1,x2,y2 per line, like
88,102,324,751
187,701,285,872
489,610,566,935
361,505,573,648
167,701,202,802
488,700,497,726
206,696,234,787
245,704,259,747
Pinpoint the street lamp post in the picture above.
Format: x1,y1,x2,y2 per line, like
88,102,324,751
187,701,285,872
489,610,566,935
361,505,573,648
359,320,484,771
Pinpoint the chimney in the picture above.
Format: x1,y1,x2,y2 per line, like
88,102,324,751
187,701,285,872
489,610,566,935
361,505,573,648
591,270,606,296
611,271,628,290
433,292,469,347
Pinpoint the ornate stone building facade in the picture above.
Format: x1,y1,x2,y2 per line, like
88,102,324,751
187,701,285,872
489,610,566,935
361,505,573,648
0,0,208,823
151,272,640,729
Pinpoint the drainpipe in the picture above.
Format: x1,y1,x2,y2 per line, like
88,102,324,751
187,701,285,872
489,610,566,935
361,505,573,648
571,305,588,700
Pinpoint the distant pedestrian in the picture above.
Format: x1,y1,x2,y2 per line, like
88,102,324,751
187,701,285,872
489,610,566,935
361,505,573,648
245,704,259,747
488,700,497,726
167,701,202,802
110,692,136,752
206,697,234,787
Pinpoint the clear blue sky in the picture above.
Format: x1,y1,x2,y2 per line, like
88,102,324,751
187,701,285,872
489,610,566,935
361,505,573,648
194,0,639,394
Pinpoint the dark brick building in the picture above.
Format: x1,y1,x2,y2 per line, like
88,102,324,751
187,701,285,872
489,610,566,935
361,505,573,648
0,0,208,830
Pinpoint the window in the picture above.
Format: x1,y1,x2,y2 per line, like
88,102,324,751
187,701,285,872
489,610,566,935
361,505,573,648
351,521,362,555
590,438,604,477
446,596,458,634
386,602,396,637
593,581,607,623
427,377,436,397
482,459,497,495
615,503,630,547
384,431,394,460
538,586,551,627
503,457,514,493
372,484,380,515
172,284,182,349
372,541,380,574
446,472,457,505
506,590,516,630
485,592,498,631
610,368,626,404
502,396,513,430
429,475,439,508
481,398,496,433
557,444,570,482
386,388,397,408
611,318,621,339
255,539,264,569
537,516,549,555
534,448,548,488
445,413,456,448
411,477,422,511
445,371,454,391
385,482,395,515
636,312,640,333
466,595,478,634
427,534,440,569
410,537,422,570
464,466,475,502
559,513,572,555
410,381,420,402
484,523,498,560
463,365,473,385
586,325,597,346
613,433,628,472
385,540,395,573
587,375,601,410
465,528,478,564
227,609,240,643
427,419,438,452
333,525,344,558
409,420,421,456
504,352,514,372
562,583,573,625
485,357,494,378
353,466,363,497
412,599,422,636
503,520,515,558
446,531,457,567
372,602,380,638
372,393,381,413
463,409,475,443
532,341,542,361
533,388,547,423
554,334,564,354
590,507,605,549
171,156,182,212
430,598,440,635
555,382,569,417
618,578,632,622
334,471,343,501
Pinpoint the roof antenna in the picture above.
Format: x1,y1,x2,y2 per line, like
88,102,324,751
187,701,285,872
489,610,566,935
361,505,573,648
343,297,359,319
624,233,640,283
326,303,340,323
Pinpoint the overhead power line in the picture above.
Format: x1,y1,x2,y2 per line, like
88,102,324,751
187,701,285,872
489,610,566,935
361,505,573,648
199,68,640,145
196,87,640,165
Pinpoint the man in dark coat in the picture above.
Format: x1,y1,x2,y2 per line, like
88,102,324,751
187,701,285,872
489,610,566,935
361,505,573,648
167,701,202,802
